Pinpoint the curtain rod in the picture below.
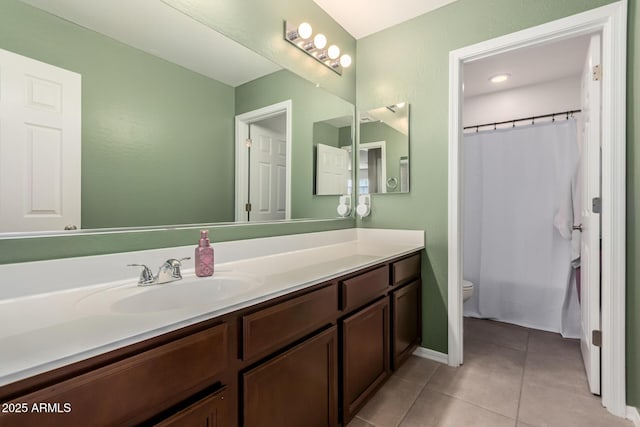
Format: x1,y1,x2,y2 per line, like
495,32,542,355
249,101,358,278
464,109,581,132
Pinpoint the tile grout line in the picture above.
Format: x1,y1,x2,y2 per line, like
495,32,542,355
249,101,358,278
423,384,519,423
393,363,442,427
514,329,531,425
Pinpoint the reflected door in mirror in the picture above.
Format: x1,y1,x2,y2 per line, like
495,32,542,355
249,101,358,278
0,48,81,232
316,144,349,195
248,121,287,222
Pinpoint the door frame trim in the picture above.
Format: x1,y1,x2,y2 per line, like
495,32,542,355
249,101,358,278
359,141,388,193
447,1,627,416
235,100,292,222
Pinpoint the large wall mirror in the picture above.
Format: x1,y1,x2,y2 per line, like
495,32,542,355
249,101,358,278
358,103,410,194
0,0,354,234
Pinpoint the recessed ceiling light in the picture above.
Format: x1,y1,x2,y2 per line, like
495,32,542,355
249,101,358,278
489,73,511,84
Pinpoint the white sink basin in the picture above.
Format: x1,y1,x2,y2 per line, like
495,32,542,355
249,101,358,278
75,271,262,314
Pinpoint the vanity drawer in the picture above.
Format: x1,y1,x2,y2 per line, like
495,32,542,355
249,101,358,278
0,323,228,427
242,284,338,361
391,253,421,286
340,266,389,312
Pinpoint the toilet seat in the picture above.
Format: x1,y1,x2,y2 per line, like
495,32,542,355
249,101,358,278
463,280,473,289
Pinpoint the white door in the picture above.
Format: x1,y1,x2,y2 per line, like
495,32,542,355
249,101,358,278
579,33,601,395
0,48,81,232
249,124,286,222
316,143,349,195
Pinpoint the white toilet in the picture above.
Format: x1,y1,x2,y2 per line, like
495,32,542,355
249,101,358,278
463,280,474,302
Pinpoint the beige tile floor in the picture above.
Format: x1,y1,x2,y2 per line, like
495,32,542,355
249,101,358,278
348,317,632,427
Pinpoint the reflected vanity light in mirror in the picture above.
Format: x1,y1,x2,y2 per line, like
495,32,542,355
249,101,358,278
358,103,410,194
284,21,351,75
0,0,356,235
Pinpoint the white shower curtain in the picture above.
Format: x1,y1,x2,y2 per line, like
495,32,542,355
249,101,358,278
463,119,580,337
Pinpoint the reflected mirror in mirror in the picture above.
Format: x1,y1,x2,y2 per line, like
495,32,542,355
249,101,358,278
358,103,410,194
0,0,354,234
313,115,353,196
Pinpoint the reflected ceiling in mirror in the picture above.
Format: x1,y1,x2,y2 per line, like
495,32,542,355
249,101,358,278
358,103,410,194
0,0,355,234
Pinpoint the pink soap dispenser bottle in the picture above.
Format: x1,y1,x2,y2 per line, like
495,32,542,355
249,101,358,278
195,230,214,277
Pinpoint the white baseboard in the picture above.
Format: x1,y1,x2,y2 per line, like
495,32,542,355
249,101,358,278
412,346,448,365
627,406,640,426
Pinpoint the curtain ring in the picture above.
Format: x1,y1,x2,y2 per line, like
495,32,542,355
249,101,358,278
566,112,569,120
494,123,497,130
552,114,555,122
512,121,515,128
476,126,479,133
531,118,534,125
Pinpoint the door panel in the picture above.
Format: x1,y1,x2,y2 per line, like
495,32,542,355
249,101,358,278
243,326,338,427
249,124,286,221
0,48,81,232
342,298,390,423
579,33,601,395
316,143,349,195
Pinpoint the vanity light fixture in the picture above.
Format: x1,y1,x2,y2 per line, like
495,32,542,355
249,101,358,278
489,73,510,83
284,20,351,75
313,33,327,49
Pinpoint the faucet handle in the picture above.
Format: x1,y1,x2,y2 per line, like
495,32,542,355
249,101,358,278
162,257,191,280
127,264,155,285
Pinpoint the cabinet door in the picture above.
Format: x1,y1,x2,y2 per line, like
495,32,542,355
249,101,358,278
0,323,228,427
392,280,421,369
155,387,228,427
342,298,390,422
243,326,338,427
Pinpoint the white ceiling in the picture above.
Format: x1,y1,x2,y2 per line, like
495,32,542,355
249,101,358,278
20,0,281,87
313,0,459,39
20,0,589,96
362,104,409,135
463,36,590,97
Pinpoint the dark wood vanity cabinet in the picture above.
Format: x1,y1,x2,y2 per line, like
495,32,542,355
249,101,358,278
342,297,390,422
154,387,229,427
392,280,421,369
0,322,229,427
390,253,422,369
242,326,338,427
0,251,422,427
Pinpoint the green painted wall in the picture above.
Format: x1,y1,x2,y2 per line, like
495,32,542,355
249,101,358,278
626,0,640,410
314,122,341,148
0,0,236,229
355,0,640,404
339,126,352,147
0,219,354,264
163,0,356,103
235,70,354,219
360,121,408,193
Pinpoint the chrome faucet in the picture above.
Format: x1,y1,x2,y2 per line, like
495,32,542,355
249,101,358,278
128,257,191,286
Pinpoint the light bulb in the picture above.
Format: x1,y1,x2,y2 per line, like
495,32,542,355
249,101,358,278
396,102,406,108
313,33,327,49
328,45,340,60
298,22,312,40
339,54,352,68
489,73,510,83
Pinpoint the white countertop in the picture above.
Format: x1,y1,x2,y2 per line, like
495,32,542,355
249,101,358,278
0,229,424,387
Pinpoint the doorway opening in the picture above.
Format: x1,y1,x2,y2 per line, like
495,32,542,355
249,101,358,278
448,2,627,417
235,100,292,222
462,33,598,391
